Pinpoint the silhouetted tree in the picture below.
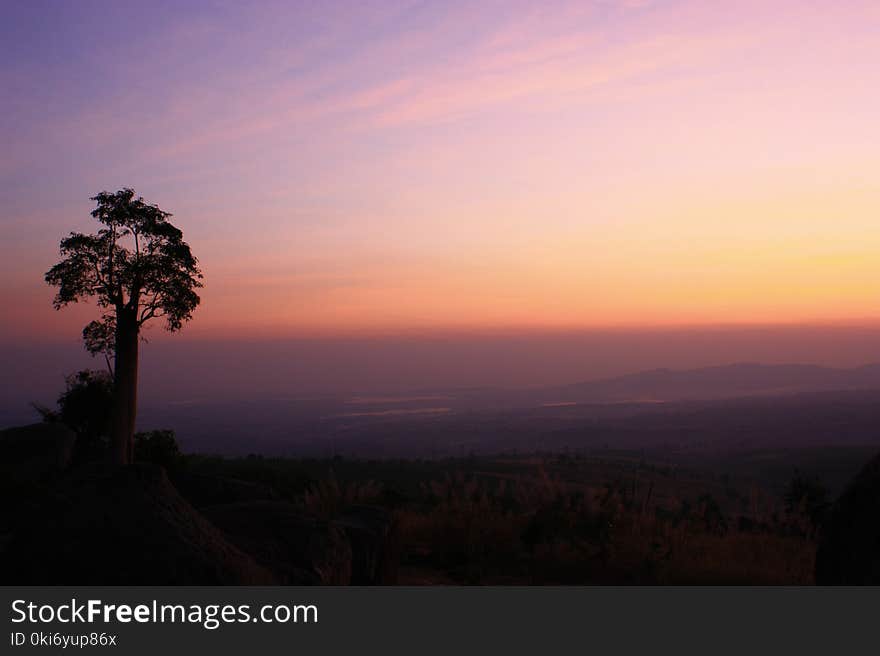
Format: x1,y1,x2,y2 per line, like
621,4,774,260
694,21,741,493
45,189,202,464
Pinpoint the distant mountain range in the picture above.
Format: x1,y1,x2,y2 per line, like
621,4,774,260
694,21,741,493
535,363,880,405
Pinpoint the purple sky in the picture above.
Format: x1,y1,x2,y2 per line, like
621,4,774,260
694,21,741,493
3,2,880,419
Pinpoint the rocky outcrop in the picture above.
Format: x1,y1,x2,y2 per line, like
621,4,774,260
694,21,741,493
202,501,352,585
0,463,275,585
0,423,400,586
170,470,280,508
816,453,880,584
0,423,76,485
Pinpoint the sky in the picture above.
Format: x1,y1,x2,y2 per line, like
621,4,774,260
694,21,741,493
3,1,880,410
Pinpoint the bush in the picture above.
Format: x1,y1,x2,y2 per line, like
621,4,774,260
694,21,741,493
35,369,113,461
134,429,182,468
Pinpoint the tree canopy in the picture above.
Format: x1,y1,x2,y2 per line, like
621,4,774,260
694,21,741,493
45,188,203,350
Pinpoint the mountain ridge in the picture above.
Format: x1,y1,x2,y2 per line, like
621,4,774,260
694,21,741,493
542,362,880,404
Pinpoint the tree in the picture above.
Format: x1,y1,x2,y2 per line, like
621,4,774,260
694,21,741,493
46,189,202,464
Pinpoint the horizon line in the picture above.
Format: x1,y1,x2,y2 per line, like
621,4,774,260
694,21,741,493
7,316,880,345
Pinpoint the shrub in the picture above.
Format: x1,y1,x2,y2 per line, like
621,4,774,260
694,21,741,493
35,369,113,461
134,429,182,468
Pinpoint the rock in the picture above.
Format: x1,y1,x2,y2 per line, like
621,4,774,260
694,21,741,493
0,463,275,585
0,423,76,485
816,453,880,584
334,505,398,585
202,501,352,585
169,470,280,508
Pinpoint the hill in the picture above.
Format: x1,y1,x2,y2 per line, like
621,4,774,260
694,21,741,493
536,363,880,404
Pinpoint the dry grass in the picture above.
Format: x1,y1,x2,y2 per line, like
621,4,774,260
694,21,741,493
300,469,383,519
281,456,817,584
393,464,816,585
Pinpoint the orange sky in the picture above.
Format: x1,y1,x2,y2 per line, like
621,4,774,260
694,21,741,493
4,1,880,340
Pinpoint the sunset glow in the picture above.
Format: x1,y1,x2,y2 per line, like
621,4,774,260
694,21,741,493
4,1,880,338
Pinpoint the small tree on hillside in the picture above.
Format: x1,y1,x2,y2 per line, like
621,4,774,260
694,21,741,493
45,189,202,465
34,369,114,461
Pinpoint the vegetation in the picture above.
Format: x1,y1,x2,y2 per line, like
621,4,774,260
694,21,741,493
180,452,819,584
34,369,114,462
45,189,202,464
784,471,830,535
134,429,183,469
35,370,183,468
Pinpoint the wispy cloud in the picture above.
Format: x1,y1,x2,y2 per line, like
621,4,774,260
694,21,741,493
6,1,880,336
120,2,753,161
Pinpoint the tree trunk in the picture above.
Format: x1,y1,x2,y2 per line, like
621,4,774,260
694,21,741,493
110,310,139,465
